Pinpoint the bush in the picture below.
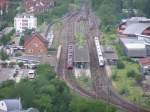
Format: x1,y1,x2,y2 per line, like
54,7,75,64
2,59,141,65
117,60,125,69
112,71,118,81
0,50,9,60
120,86,129,95
18,62,24,68
127,70,137,78
135,75,143,84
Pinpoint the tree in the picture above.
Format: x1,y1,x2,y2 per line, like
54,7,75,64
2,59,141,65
0,30,14,45
117,60,125,69
19,36,24,46
13,81,36,107
33,95,53,112
0,50,9,60
127,69,137,78
70,96,116,112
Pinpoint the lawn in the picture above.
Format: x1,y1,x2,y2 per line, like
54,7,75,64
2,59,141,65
112,61,143,101
76,75,93,91
102,29,150,108
112,60,150,108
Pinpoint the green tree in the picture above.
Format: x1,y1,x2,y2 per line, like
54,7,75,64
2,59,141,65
127,69,137,78
117,60,125,69
0,50,9,60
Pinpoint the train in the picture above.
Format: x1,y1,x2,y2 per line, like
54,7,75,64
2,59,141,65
94,37,105,67
66,42,74,69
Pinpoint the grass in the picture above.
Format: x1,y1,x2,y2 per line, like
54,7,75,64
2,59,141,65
70,91,117,112
112,61,150,108
102,29,150,108
75,32,86,47
76,75,93,91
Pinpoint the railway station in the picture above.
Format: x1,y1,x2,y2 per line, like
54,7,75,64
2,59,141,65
74,44,90,77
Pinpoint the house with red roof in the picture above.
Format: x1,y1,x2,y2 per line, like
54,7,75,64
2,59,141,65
24,33,48,55
24,0,55,14
0,0,8,14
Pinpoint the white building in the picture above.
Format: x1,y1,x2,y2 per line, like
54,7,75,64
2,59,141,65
14,13,37,33
120,38,147,58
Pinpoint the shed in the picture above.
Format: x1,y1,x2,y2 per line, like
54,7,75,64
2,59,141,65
74,44,90,69
120,38,146,57
102,45,118,65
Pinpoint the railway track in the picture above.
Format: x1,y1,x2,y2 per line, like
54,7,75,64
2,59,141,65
87,10,150,112
56,8,150,112
57,10,96,98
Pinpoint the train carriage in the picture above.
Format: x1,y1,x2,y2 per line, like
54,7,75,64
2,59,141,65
94,37,105,67
66,42,74,69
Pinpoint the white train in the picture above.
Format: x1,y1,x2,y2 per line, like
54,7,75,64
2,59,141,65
94,37,105,67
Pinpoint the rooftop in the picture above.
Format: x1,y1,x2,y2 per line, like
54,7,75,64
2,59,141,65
74,44,90,62
123,23,150,35
127,17,150,22
102,45,115,53
120,38,146,49
24,0,55,13
15,13,35,18
24,33,48,47
102,45,118,60
0,99,22,111
0,68,15,83
139,57,150,66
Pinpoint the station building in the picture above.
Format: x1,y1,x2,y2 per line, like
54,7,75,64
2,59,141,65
73,43,90,78
74,44,90,69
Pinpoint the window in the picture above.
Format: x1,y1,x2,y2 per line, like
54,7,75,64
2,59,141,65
33,43,38,47
28,49,33,53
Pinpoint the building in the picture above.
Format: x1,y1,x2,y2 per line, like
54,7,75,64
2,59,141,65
118,17,150,36
74,44,90,78
24,33,48,55
139,58,150,75
0,99,39,112
123,23,150,36
14,13,37,33
0,0,8,15
74,44,90,69
0,99,22,111
120,38,146,57
102,45,118,65
24,0,55,14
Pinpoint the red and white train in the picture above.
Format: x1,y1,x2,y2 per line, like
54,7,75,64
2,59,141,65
94,37,105,67
66,42,74,69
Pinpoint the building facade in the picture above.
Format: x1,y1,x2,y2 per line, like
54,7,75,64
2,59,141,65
14,13,37,33
120,38,147,58
24,33,48,55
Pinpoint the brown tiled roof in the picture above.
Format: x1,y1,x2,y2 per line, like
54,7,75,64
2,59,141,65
139,58,150,66
24,33,48,47
24,0,55,13
0,0,8,9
